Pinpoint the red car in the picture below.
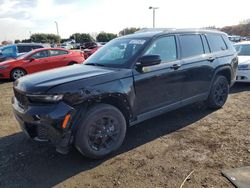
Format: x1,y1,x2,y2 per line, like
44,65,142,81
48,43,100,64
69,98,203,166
83,46,102,59
0,48,85,80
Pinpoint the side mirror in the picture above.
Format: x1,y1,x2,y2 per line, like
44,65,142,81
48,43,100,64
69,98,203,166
29,57,35,62
138,55,161,67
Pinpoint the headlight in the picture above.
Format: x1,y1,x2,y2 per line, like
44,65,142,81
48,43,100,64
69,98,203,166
238,64,250,70
27,94,63,103
0,65,9,70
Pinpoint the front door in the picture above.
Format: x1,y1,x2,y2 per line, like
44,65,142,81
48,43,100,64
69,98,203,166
25,50,50,73
133,35,184,115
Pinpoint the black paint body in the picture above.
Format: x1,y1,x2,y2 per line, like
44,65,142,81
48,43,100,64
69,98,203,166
12,29,238,152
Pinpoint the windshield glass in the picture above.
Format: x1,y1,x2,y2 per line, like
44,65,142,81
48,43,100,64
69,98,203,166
234,44,250,56
16,50,34,60
85,38,148,67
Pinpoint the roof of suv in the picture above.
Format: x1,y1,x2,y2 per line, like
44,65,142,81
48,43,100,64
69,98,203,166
122,28,227,39
16,43,44,46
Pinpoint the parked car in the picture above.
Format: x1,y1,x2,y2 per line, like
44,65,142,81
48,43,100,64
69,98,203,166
12,29,237,159
83,45,102,59
234,41,250,82
0,48,84,80
60,43,73,50
228,35,241,43
0,43,45,62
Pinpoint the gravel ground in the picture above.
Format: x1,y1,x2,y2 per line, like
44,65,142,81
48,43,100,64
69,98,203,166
0,81,249,188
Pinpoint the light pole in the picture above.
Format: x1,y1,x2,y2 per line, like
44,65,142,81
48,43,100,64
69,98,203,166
54,21,59,36
149,6,159,28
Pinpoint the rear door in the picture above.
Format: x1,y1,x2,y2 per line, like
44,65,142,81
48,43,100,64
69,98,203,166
46,49,70,68
178,34,214,102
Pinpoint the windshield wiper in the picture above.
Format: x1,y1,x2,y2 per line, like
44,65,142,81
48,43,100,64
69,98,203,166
85,63,105,67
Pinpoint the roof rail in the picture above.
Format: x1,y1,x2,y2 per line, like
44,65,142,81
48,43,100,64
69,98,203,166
135,28,176,33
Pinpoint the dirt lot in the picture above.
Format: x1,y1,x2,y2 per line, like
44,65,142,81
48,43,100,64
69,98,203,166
0,81,249,188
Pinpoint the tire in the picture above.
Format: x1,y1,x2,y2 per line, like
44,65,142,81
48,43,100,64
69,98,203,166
207,75,229,109
10,68,27,81
75,103,127,159
68,62,76,66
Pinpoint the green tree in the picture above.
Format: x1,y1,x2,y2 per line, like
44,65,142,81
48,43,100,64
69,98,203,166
30,33,60,43
14,39,21,44
119,27,140,36
70,33,95,43
96,32,117,42
21,38,31,43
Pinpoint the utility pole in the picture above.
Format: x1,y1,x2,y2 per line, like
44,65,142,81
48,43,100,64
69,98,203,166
54,21,59,36
149,6,159,28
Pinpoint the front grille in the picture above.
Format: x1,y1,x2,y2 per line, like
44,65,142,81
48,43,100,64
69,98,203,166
14,89,29,107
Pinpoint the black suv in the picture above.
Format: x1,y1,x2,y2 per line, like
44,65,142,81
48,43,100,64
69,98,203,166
12,29,238,159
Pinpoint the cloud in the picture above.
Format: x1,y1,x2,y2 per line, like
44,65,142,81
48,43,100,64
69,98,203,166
0,0,250,42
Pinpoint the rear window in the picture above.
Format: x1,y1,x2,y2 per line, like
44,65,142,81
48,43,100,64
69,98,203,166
179,34,204,58
206,34,227,52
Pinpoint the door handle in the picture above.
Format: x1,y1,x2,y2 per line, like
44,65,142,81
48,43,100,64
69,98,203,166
170,64,181,70
208,57,215,62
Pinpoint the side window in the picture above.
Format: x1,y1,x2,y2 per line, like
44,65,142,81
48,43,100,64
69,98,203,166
17,46,26,53
206,34,227,52
144,36,177,62
31,50,49,59
179,34,204,58
2,47,14,54
49,50,68,56
25,46,33,52
32,45,43,50
201,35,210,53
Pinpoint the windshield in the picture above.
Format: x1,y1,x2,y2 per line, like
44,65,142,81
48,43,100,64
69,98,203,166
85,38,148,68
16,50,34,60
234,44,250,56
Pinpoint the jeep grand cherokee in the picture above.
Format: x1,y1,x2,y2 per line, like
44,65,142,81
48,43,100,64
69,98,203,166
12,29,238,159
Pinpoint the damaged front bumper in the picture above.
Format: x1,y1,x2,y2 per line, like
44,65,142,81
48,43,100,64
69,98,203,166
12,97,76,154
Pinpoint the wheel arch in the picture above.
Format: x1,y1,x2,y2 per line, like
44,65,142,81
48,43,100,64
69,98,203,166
10,67,28,78
67,61,77,65
212,66,232,86
86,94,133,125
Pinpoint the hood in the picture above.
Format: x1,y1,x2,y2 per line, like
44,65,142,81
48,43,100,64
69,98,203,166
14,64,131,93
238,56,250,64
0,57,17,64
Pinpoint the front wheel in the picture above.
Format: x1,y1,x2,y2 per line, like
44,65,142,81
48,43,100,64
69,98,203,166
10,68,27,81
75,104,127,159
207,75,229,109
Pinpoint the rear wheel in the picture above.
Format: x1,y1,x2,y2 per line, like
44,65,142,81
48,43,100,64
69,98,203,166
207,75,229,109
68,62,76,65
10,68,27,81
75,104,127,159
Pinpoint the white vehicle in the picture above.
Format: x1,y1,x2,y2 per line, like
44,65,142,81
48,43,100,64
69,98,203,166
60,43,73,50
234,41,250,82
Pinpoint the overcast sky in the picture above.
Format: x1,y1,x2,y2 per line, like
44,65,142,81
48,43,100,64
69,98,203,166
0,0,250,41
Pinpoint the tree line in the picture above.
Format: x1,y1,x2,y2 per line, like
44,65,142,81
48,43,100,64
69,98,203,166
9,27,140,45
7,21,250,46
220,20,250,36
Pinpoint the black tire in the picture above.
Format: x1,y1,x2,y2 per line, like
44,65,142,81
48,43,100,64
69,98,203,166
75,103,127,159
10,68,27,81
68,62,76,66
207,75,229,109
